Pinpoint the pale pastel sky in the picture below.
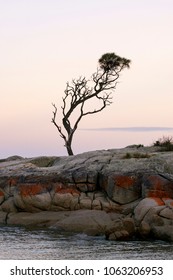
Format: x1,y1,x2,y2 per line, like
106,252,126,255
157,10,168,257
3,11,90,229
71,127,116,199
1,0,173,157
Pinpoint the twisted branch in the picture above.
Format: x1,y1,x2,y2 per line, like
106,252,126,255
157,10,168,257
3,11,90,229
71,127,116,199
52,53,131,155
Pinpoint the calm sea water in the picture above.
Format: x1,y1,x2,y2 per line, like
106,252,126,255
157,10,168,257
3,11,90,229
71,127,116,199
1,127,173,158
74,127,173,155
0,226,173,260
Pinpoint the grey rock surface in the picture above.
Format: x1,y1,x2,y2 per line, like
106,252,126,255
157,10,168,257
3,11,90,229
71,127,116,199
1,146,173,241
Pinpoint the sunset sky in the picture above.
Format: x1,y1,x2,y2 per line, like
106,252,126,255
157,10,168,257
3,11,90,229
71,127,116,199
1,0,173,157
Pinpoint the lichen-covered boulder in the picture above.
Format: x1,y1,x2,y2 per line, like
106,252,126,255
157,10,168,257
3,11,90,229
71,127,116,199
100,173,141,204
142,174,173,198
1,148,173,242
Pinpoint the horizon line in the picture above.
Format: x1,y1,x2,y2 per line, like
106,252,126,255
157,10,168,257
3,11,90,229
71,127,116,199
80,126,173,132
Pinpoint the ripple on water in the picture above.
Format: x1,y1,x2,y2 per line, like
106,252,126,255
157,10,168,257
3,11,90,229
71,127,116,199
0,226,173,259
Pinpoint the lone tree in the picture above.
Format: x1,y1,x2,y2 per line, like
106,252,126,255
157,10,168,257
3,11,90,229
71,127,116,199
52,52,131,155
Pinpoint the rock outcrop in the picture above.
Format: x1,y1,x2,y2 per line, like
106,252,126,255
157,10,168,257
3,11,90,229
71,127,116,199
1,146,173,241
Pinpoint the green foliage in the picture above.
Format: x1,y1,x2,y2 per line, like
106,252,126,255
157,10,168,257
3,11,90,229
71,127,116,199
153,136,173,151
98,52,131,72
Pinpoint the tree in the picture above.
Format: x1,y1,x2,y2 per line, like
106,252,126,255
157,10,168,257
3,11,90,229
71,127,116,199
52,52,131,155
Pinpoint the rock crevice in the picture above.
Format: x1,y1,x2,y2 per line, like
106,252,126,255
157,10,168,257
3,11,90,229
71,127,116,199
1,146,173,241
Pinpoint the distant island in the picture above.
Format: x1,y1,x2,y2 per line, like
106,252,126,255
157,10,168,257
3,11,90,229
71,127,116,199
80,126,173,131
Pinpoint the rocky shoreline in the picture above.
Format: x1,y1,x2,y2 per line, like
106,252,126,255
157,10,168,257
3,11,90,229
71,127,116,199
0,146,173,241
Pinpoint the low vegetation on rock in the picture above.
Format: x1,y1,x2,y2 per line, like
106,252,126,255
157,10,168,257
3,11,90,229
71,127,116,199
153,136,173,151
122,152,151,159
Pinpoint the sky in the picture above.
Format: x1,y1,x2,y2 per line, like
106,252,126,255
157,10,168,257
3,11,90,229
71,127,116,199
1,0,173,157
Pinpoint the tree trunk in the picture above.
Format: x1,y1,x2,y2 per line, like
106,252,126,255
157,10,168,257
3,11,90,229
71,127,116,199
65,137,74,155
66,144,73,156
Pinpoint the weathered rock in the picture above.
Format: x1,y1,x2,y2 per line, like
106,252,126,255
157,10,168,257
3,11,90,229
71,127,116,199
29,156,57,167
105,217,136,240
159,207,173,220
134,197,165,224
0,190,5,204
139,221,151,238
108,230,130,241
1,147,173,241
0,211,7,224
143,207,165,226
163,198,173,208
120,199,141,215
1,197,18,213
53,210,113,235
136,204,173,240
123,217,136,235
152,225,173,242
100,173,141,204
7,211,68,227
142,174,173,198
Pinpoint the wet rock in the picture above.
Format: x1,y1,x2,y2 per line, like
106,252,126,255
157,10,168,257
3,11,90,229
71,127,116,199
108,230,130,241
123,217,136,235
7,211,68,227
139,221,151,238
105,217,136,241
152,225,173,242
0,211,8,224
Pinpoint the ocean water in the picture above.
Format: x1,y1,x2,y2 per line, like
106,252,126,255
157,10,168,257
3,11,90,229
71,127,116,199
74,127,173,155
1,126,173,158
0,226,173,260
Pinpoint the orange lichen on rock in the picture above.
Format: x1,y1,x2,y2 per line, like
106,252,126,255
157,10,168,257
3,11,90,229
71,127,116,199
19,183,47,197
55,184,80,195
8,178,18,186
149,197,165,206
0,190,4,197
147,190,170,198
114,175,137,188
144,175,173,198
148,175,165,189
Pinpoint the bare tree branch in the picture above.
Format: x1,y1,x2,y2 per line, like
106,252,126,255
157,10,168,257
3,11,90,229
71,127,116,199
52,52,131,155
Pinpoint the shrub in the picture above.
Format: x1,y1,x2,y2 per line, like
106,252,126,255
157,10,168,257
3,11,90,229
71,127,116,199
123,152,150,159
153,136,173,151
